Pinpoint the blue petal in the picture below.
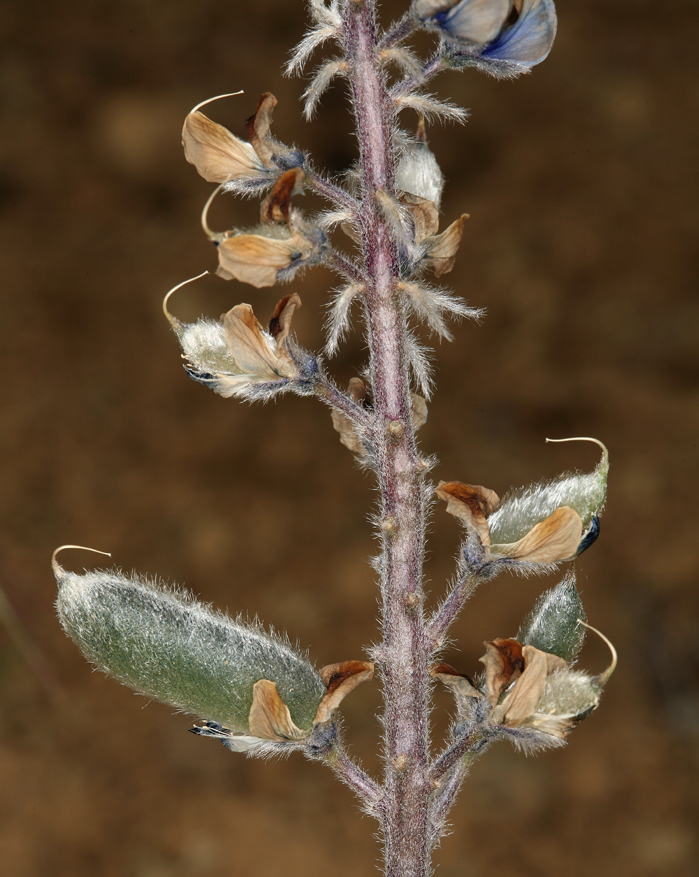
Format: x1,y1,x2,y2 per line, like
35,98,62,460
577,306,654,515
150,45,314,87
483,0,557,66
436,0,512,44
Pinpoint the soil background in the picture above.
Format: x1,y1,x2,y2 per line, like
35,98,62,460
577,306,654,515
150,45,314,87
1,0,698,875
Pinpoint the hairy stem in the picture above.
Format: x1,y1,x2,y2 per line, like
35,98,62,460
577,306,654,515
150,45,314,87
343,1,432,874
427,573,478,647
325,743,383,808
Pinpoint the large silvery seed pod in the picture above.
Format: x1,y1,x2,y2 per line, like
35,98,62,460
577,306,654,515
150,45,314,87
54,549,327,746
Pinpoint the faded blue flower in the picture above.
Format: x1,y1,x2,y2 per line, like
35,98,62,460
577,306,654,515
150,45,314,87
416,0,557,77
415,0,511,45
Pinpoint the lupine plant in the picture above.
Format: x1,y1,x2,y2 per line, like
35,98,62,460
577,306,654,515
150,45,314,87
53,1,617,874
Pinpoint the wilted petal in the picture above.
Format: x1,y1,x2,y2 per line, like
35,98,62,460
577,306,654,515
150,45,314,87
314,661,375,723
423,214,469,276
411,393,428,431
490,505,583,563
495,644,567,726
249,679,308,741
483,0,557,67
246,92,279,169
435,480,500,549
216,228,315,287
223,296,300,382
430,663,484,724
400,194,441,243
260,167,306,225
480,637,525,706
183,110,264,184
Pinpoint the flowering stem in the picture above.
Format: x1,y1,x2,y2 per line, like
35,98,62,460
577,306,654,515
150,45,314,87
323,742,383,807
316,376,371,425
343,1,432,874
427,573,479,647
306,169,359,212
390,54,445,98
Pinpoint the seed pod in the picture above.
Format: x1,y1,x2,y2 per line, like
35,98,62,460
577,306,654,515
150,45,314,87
54,551,326,745
516,570,587,662
396,130,445,209
486,437,609,547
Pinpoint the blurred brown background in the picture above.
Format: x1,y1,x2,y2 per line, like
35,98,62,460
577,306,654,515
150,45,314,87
1,0,698,874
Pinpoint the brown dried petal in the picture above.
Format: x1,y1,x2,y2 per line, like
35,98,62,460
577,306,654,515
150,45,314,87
246,92,278,169
497,645,567,728
348,377,368,405
331,410,366,455
248,679,308,741
411,394,428,431
261,168,305,225
314,661,375,724
268,293,301,348
223,303,297,380
216,229,314,288
424,214,468,277
400,193,440,242
480,638,525,706
435,481,501,549
489,506,583,563
182,112,262,184
430,663,483,713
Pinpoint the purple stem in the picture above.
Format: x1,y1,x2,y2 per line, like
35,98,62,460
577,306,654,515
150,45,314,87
343,2,432,875
427,573,478,648
326,250,368,286
327,744,383,808
307,169,359,213
390,54,445,98
316,376,372,426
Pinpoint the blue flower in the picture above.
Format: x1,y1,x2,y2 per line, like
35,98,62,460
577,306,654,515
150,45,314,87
416,0,512,45
416,0,557,76
481,0,557,68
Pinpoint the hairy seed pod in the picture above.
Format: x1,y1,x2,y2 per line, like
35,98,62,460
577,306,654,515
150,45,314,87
517,570,587,662
54,552,326,738
487,437,608,546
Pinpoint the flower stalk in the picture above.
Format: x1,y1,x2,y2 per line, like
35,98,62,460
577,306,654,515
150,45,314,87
53,1,615,875
343,2,433,873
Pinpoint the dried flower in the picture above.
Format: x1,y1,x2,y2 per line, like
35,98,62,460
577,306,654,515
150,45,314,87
182,92,304,194
182,93,267,186
215,226,318,288
433,574,616,745
163,276,316,401
436,437,608,568
53,547,372,752
200,184,323,288
481,622,616,739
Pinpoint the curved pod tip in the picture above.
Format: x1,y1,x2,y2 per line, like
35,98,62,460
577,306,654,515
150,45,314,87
52,545,112,578
577,619,618,685
162,272,210,332
189,91,245,117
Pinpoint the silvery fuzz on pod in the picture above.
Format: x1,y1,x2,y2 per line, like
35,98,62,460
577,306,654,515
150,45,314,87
54,548,372,751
